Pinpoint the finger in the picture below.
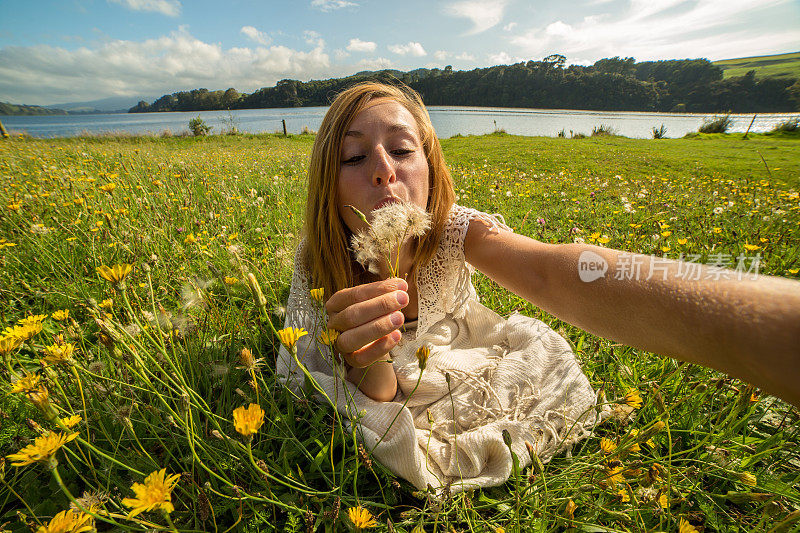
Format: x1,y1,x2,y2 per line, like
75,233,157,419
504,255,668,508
344,330,402,368
328,290,408,333
335,310,404,354
325,277,408,314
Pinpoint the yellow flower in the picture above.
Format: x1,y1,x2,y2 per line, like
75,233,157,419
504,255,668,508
597,235,611,244
309,287,324,302
737,471,757,487
44,343,76,365
7,202,21,212
277,327,308,350
0,334,24,355
624,430,642,452
98,183,116,193
677,238,688,245
3,322,43,342
18,314,47,327
10,373,41,394
600,437,617,454
35,509,94,533
622,389,643,409
233,403,265,437
565,498,576,520
99,298,113,310
224,276,238,285
679,518,699,533
617,488,630,502
60,415,82,429
415,345,430,371
6,431,78,467
152,179,164,187
28,387,52,412
121,468,180,518
347,506,377,530
51,310,69,321
604,466,625,487
96,264,132,284
743,243,760,251
184,233,197,245
317,329,340,347
658,492,668,508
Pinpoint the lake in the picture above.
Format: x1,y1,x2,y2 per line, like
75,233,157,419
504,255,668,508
3,106,798,139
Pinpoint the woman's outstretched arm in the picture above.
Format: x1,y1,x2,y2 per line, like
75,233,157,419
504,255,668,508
464,219,800,407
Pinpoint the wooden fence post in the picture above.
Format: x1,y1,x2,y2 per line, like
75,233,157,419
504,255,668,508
282,119,287,136
0,117,9,138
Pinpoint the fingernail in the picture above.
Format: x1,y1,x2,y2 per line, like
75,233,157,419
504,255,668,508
391,311,404,326
396,291,409,306
390,330,402,343
396,278,408,291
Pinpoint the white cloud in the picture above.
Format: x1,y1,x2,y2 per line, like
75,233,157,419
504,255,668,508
434,50,449,61
358,57,394,70
240,26,270,46
511,0,799,63
488,51,513,64
503,22,517,31
311,0,357,11
444,0,508,35
346,38,377,52
109,0,181,16
388,41,427,56
334,48,350,60
455,52,475,61
0,28,333,105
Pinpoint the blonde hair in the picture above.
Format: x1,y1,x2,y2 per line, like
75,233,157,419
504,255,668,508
303,81,455,299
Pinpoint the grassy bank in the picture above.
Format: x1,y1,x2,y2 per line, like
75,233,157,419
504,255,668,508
714,51,800,80
0,133,798,532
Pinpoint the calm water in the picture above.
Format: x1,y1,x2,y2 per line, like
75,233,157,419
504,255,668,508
3,106,798,139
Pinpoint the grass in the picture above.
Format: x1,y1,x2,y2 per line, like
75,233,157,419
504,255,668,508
714,51,800,80
1,132,799,532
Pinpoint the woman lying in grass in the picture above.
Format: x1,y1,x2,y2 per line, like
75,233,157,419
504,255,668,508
277,82,800,491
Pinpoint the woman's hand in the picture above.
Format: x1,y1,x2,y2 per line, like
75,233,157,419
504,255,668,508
325,277,408,401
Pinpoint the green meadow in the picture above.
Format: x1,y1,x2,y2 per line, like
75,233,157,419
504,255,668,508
714,51,800,80
0,131,798,532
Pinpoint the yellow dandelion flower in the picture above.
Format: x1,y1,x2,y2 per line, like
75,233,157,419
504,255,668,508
617,488,630,502
10,373,41,394
0,334,24,355
309,287,324,302
224,276,238,285
604,466,625,487
622,389,643,409
277,327,308,350
99,298,113,310
597,235,611,244
18,315,47,327
96,264,132,285
679,518,699,533
35,509,94,533
184,233,197,245
743,243,760,251
44,343,75,365
6,431,78,467
565,499,577,520
60,415,82,429
4,322,43,342
51,310,69,321
600,437,617,454
98,183,116,193
317,329,340,347
347,506,377,530
232,403,265,437
415,345,430,371
624,430,642,452
121,468,180,518
658,492,668,508
712,227,722,234
7,202,22,212
28,387,52,413
677,238,688,245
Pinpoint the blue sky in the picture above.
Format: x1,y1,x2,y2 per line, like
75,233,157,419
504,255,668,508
1,0,798,105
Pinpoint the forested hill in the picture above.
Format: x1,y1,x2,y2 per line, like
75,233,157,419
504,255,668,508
0,102,67,116
130,56,800,114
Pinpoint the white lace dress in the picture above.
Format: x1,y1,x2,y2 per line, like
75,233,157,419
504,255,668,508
277,204,601,492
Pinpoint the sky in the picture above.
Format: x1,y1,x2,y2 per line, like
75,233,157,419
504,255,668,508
1,0,799,106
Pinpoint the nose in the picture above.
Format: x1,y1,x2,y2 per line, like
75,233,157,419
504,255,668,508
371,146,396,186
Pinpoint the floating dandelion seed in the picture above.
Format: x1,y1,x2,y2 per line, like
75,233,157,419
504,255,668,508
347,506,377,530
233,403,265,437
6,431,78,467
121,468,180,518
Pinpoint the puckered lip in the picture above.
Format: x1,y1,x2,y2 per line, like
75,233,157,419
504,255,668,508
373,196,402,211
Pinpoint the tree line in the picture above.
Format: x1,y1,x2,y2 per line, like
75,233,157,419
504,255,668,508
129,56,800,114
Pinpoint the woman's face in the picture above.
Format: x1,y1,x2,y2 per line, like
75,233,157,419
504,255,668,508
337,98,430,234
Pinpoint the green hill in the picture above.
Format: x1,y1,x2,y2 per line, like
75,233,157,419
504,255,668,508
0,101,67,116
714,51,800,80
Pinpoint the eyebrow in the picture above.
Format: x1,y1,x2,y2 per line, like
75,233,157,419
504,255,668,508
344,123,415,137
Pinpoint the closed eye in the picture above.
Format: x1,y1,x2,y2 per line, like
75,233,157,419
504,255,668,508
342,155,365,164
